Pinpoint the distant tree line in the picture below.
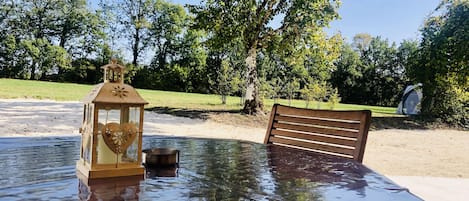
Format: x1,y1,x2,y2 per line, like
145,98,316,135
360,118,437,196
0,0,467,126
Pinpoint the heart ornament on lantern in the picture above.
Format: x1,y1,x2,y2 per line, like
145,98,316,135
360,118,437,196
102,122,138,154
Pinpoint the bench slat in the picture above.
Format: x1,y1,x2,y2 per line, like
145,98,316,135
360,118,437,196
275,115,361,130
270,136,355,157
270,129,356,147
273,122,358,138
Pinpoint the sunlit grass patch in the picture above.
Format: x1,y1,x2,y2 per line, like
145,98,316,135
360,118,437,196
0,78,399,117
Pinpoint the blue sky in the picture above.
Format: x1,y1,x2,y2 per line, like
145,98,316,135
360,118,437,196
171,0,441,44
91,0,442,62
327,0,441,44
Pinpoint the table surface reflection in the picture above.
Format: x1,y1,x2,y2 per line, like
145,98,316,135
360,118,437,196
0,136,422,201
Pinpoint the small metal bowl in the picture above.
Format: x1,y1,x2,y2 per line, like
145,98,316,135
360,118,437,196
142,148,179,168
145,166,178,178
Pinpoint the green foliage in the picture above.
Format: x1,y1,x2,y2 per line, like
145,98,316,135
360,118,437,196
330,43,362,103
57,0,105,56
305,32,343,81
301,80,327,109
64,58,99,83
300,79,340,109
258,29,342,110
111,0,155,66
216,60,234,104
398,39,420,82
0,0,104,81
285,78,300,106
352,33,372,51
131,1,207,92
410,0,469,127
0,34,20,78
269,78,284,103
147,0,188,65
206,38,246,104
174,29,209,93
127,0,209,93
361,37,406,106
332,35,407,107
327,88,341,110
428,75,468,126
190,0,341,114
19,38,71,80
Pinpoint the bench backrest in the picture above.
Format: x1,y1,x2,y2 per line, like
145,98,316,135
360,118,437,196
264,104,372,163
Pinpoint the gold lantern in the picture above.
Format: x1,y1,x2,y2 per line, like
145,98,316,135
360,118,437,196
76,60,148,180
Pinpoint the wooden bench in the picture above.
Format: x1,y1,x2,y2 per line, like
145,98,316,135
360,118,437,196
264,104,372,163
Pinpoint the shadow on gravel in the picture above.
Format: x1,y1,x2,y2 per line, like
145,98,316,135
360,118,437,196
371,116,430,130
146,107,240,120
146,107,451,131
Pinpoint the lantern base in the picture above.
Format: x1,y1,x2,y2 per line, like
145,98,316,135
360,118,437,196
77,170,142,200
76,161,144,180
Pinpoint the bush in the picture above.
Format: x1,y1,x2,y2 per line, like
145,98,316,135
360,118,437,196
421,76,468,128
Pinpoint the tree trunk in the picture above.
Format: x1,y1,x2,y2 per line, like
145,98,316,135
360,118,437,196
132,28,140,67
59,28,67,48
242,46,263,115
58,32,67,77
221,95,227,105
30,63,38,80
421,83,435,117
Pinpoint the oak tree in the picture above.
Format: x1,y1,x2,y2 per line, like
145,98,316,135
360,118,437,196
190,0,341,114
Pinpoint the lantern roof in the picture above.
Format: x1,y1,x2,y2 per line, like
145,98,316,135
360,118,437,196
82,83,148,104
82,60,148,105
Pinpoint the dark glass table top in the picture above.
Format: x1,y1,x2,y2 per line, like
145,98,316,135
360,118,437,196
0,136,422,200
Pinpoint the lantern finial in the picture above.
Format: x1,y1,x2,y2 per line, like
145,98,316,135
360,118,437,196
110,58,118,64
102,59,125,84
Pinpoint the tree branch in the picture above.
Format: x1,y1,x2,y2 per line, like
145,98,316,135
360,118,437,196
257,0,289,45
256,0,269,18
254,0,279,49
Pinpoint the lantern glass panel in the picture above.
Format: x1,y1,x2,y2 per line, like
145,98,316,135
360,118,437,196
121,134,139,163
81,104,93,164
121,106,141,163
83,133,92,163
80,105,86,159
98,108,120,125
128,107,140,127
96,108,121,164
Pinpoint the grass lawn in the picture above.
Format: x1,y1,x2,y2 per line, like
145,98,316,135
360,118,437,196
0,78,398,117
1,78,439,130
